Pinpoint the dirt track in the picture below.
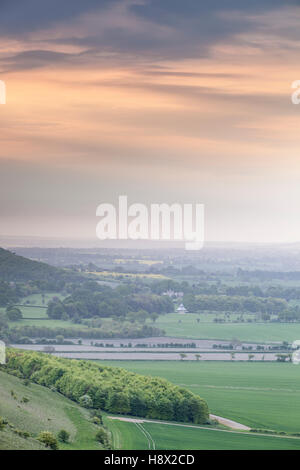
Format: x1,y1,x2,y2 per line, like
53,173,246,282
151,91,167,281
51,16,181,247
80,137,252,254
108,414,250,431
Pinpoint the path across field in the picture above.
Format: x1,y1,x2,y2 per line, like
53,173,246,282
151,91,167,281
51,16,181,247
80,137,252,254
108,414,250,432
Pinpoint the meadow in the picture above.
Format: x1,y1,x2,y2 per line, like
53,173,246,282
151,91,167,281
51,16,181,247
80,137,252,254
102,361,300,433
105,418,300,450
152,313,300,343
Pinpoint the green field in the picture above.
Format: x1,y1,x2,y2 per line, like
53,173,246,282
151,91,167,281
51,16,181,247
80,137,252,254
102,361,300,434
19,306,48,319
0,370,101,450
152,313,300,342
105,418,300,450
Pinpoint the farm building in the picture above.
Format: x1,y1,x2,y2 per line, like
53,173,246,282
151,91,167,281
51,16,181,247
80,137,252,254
176,303,188,314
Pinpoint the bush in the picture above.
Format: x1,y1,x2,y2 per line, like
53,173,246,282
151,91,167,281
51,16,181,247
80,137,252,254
0,417,6,430
95,428,109,447
58,429,70,443
91,409,103,424
92,416,101,425
37,431,59,450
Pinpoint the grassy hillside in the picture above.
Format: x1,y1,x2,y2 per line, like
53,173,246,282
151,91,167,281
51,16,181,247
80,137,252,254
0,369,102,450
102,361,300,434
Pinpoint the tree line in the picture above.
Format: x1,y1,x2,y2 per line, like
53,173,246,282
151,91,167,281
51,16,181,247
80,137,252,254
4,349,209,424
183,294,288,314
47,281,174,321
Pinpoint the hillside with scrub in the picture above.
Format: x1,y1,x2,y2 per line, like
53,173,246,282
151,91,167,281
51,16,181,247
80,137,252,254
0,368,108,450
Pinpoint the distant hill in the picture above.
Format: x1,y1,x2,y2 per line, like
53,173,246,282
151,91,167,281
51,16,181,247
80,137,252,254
0,247,68,282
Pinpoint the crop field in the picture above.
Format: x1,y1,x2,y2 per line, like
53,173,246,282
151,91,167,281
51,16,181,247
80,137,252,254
0,370,100,450
102,361,300,434
152,313,300,342
105,418,300,450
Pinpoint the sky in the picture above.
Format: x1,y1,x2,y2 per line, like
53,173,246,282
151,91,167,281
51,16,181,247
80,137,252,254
1,0,300,244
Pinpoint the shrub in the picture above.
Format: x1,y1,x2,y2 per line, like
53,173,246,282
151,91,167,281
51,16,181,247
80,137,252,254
0,417,6,430
95,428,110,448
58,429,70,443
37,431,59,450
91,409,103,424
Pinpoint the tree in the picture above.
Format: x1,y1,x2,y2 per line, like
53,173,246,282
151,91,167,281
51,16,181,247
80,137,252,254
6,307,22,321
58,429,70,443
179,353,187,361
38,431,59,450
195,354,201,361
79,394,93,408
150,313,159,323
106,391,130,414
275,354,291,362
47,301,65,319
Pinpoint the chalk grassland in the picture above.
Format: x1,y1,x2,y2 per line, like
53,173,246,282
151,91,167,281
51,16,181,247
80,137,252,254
102,361,300,434
105,419,300,450
152,313,300,342
0,370,100,450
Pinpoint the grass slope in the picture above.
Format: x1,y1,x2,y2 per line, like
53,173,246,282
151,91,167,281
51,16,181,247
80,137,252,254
0,370,101,450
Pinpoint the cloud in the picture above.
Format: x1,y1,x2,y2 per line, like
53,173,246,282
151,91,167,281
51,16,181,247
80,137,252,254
0,0,115,35
1,0,300,72
0,49,75,73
